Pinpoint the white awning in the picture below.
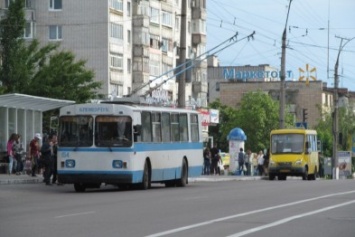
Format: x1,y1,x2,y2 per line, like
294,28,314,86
0,93,75,111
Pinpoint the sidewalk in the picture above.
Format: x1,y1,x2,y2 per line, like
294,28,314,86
0,173,264,185
0,173,43,185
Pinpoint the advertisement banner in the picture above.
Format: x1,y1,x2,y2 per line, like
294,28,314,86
337,151,352,179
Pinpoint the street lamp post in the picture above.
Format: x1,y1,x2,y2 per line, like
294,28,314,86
280,0,293,129
332,36,355,179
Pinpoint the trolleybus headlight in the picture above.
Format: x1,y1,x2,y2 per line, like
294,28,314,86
112,160,123,169
65,159,76,168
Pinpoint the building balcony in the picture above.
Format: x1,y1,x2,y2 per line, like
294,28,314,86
133,45,150,58
192,33,206,45
192,7,206,20
133,16,149,28
192,81,208,94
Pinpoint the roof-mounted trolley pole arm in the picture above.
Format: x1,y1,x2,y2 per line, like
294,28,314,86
127,31,255,99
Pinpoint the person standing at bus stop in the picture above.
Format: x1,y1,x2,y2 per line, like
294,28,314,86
237,148,245,175
203,147,211,175
6,133,16,175
210,143,219,175
244,149,252,176
29,133,42,177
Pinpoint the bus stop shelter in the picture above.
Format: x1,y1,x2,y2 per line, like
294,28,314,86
0,93,75,154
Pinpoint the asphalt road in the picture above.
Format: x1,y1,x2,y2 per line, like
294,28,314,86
1,179,355,237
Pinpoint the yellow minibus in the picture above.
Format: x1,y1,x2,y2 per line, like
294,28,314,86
268,129,319,181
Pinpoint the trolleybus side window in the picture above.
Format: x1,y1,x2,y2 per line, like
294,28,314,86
179,113,188,142
171,113,179,142
152,112,162,142
190,114,199,142
161,112,171,142
141,111,152,142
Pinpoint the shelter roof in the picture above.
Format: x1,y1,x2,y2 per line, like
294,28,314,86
0,93,75,112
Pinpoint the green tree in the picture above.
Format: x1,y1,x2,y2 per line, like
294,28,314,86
0,0,102,102
26,48,101,103
208,91,293,153
314,112,332,157
235,91,285,152
208,99,238,151
0,0,26,92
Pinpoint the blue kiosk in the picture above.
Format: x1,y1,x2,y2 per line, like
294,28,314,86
227,127,247,173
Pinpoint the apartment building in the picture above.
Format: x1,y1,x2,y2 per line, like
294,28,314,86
0,0,207,106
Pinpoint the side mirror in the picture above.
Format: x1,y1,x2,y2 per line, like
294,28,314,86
134,125,142,135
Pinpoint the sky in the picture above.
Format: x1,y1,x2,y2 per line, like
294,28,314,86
206,0,355,90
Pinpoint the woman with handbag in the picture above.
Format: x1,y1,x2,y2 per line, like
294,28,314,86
6,133,17,175
28,133,42,177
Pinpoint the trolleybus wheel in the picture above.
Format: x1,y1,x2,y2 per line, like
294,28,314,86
177,160,188,187
140,162,151,190
74,183,86,192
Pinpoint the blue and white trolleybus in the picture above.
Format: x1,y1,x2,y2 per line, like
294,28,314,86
57,99,204,192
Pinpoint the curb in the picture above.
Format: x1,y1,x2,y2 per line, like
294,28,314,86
0,178,41,185
0,175,266,185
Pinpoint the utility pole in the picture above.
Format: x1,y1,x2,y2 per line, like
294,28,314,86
177,0,187,108
279,0,293,128
332,36,355,179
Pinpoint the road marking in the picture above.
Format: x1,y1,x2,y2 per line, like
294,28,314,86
54,211,96,218
226,200,355,237
145,190,355,237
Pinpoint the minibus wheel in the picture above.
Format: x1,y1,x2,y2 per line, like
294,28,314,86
302,168,308,180
269,174,275,180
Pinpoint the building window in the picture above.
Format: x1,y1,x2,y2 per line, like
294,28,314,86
110,23,123,40
127,30,131,43
127,1,131,16
162,63,173,77
49,0,62,10
161,38,170,53
150,7,159,24
149,54,160,76
162,11,172,27
150,34,160,49
150,60,160,76
49,25,62,40
127,59,131,73
23,21,33,39
110,53,123,69
175,17,179,31
110,0,123,11
24,0,34,8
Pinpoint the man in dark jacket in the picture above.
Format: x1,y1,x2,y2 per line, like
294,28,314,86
41,135,54,185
